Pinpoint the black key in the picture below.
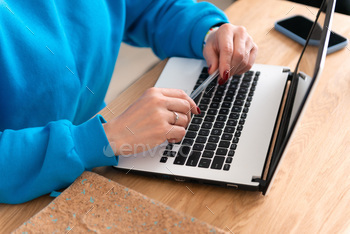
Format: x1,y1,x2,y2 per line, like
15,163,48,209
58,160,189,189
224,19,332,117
198,111,206,118
226,157,233,163
254,76,259,81
216,115,227,122
214,90,225,97
198,158,211,168
245,102,251,107
224,96,233,102
231,77,240,83
212,96,222,103
251,86,256,91
226,89,236,96
248,91,254,96
166,144,173,150
200,98,210,105
199,129,210,136
235,131,241,137
193,95,201,104
228,150,235,156
219,108,229,115
203,91,213,98
229,113,240,119
230,144,237,150
224,126,235,133
210,102,220,109
208,136,220,143
219,141,230,148
240,82,250,88
174,156,187,165
238,87,249,94
204,115,215,122
205,143,217,151
196,136,207,143
200,73,209,79
216,148,228,155
191,118,202,125
178,146,191,156
221,133,233,141
233,137,239,143
192,144,204,151
202,151,214,158
202,122,212,129
234,100,244,106
241,113,247,119
245,71,254,76
163,150,176,157
207,109,217,116
185,131,197,139
223,164,231,171
243,76,252,82
182,138,194,145
243,107,249,113
201,67,209,74
211,129,222,136
247,96,252,102
199,104,208,111
239,119,245,125
214,122,225,129
255,71,260,76
221,102,231,108
186,151,201,167
211,156,225,170
252,81,258,87
231,106,242,113
189,124,200,131
236,93,246,100
227,120,237,126
160,157,168,163
237,125,243,131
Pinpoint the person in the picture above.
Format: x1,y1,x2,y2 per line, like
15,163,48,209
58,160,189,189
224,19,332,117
0,0,257,204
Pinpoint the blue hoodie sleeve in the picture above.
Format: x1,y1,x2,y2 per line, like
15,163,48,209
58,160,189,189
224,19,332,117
122,0,229,59
0,115,117,204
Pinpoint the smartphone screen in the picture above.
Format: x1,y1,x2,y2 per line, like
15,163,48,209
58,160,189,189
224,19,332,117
276,15,347,49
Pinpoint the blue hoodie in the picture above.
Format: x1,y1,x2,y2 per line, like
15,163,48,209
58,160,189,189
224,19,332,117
0,0,228,204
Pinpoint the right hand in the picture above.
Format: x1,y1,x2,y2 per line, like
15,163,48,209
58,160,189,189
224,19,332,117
103,87,200,155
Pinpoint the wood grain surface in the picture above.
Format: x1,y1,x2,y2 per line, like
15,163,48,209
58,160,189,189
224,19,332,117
1,0,350,233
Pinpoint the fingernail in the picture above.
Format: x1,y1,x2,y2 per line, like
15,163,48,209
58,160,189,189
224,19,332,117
196,106,201,114
224,70,229,81
208,65,212,73
218,78,225,85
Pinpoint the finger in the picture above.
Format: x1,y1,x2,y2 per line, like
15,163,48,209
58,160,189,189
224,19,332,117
167,111,189,128
166,97,191,114
203,43,219,75
230,27,248,75
159,88,199,114
234,40,252,75
165,125,186,143
218,26,234,83
235,43,258,75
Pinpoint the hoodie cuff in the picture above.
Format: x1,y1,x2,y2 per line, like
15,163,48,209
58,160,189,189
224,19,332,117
190,14,228,59
70,115,118,169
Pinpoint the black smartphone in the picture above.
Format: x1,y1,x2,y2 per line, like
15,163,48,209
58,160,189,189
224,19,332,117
275,15,348,54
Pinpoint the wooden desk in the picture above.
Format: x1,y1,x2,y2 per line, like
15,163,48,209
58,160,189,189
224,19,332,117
2,0,350,233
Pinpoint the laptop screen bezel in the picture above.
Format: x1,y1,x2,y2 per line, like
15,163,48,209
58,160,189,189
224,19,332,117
263,0,336,194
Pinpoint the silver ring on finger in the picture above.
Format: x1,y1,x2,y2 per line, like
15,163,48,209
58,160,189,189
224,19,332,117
173,111,179,125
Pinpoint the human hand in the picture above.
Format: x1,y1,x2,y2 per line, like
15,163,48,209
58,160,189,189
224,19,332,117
103,87,200,155
203,23,258,85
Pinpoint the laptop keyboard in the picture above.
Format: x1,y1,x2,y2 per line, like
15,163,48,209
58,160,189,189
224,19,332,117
161,67,260,171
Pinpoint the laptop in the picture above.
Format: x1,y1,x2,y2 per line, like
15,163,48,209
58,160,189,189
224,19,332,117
114,0,336,194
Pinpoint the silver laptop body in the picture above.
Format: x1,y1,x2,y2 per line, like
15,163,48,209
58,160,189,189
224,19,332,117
114,0,335,194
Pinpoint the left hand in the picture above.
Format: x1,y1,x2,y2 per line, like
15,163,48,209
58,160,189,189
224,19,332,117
203,23,258,85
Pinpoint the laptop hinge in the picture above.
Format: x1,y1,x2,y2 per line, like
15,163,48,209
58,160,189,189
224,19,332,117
254,70,294,190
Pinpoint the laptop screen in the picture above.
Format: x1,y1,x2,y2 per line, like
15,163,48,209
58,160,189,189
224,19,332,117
264,0,336,194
